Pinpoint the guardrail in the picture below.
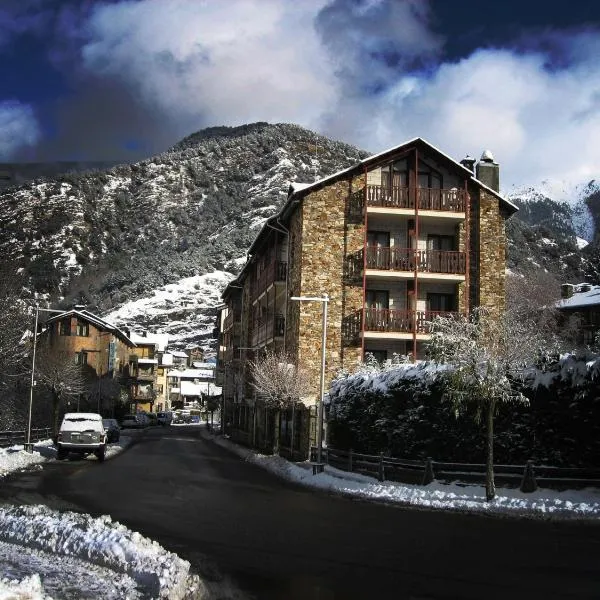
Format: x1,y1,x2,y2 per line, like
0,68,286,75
0,428,53,448
310,446,600,492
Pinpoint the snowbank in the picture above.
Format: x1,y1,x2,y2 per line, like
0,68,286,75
204,431,600,520
0,505,190,599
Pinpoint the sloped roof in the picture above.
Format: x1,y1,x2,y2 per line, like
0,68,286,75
45,309,134,347
558,285,600,310
129,331,169,351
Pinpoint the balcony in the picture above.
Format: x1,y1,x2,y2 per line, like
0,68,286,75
250,314,285,347
251,261,287,300
366,248,466,275
366,186,466,213
343,309,458,343
131,390,155,400
364,308,458,335
132,371,155,381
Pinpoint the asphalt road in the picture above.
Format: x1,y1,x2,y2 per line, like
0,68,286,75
2,426,600,600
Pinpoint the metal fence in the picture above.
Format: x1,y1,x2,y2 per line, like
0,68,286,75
0,428,53,448
310,446,600,491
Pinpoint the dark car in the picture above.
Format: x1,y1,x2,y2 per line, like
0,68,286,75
102,418,120,443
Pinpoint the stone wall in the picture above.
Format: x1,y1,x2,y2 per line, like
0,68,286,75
294,175,366,400
478,190,506,318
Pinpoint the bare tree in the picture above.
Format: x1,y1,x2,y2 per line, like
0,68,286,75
0,277,28,388
86,374,122,416
35,348,87,436
427,308,543,501
249,349,310,454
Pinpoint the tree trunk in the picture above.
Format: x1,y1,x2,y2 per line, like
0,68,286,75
273,409,281,455
485,400,496,502
290,403,296,460
52,391,61,439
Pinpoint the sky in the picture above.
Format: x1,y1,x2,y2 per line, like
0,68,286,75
1,0,600,188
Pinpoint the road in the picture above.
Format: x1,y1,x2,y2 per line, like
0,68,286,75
1,426,599,600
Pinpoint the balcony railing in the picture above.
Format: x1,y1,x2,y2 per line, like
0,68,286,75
366,248,466,274
250,314,285,347
364,308,458,334
133,372,155,381
251,261,287,299
366,186,466,212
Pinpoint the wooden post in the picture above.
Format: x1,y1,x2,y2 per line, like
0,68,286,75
348,448,353,472
422,457,435,485
378,452,385,482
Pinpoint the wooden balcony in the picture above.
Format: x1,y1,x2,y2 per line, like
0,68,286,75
366,248,466,275
364,308,458,334
251,261,287,300
133,372,155,381
366,186,466,213
250,314,285,347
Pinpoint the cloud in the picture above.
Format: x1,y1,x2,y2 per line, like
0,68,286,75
343,38,600,188
0,101,40,159
79,0,337,132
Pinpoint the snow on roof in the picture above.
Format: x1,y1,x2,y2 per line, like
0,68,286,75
558,284,600,309
129,331,169,351
168,368,214,379
171,350,189,358
160,353,174,366
192,362,215,369
137,358,158,365
45,309,134,346
180,381,203,396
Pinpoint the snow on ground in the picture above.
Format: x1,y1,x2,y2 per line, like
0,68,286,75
203,430,600,521
0,437,203,599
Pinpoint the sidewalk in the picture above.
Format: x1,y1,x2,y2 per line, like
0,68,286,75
202,427,600,521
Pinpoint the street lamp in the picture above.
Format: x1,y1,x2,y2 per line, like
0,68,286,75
26,305,65,453
290,294,329,465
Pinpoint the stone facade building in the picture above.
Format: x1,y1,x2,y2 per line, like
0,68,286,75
217,138,517,458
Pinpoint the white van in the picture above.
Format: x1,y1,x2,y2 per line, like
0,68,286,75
57,413,107,461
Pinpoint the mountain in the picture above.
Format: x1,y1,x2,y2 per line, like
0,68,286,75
1,122,598,352
0,123,367,350
505,180,600,281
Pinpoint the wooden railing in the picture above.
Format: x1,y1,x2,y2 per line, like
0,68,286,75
250,313,285,347
310,446,600,491
0,428,52,448
251,261,287,299
364,309,457,334
366,248,466,274
366,185,466,212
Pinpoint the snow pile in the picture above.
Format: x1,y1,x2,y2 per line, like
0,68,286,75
0,505,190,599
0,441,53,478
205,431,600,520
0,574,45,600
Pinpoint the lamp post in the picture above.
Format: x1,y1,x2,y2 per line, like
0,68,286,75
290,294,329,464
26,305,65,453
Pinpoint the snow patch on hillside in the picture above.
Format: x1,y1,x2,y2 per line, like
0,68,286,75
103,270,234,349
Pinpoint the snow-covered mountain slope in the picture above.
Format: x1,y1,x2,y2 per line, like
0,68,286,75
103,270,234,349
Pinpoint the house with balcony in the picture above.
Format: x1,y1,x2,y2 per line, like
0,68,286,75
217,138,517,457
127,331,168,413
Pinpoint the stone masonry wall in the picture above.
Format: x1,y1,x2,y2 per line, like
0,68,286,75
294,175,366,401
478,190,506,319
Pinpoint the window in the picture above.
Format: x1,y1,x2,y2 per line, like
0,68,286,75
367,232,390,269
427,235,455,251
427,293,455,312
366,290,389,310
157,385,164,394
76,319,89,337
59,319,71,336
157,367,164,376
75,352,88,365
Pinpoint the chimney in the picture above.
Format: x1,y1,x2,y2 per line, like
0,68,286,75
460,154,476,173
476,150,500,192
561,283,574,299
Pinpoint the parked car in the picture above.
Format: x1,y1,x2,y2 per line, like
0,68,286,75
157,411,173,426
120,413,150,429
57,412,107,461
102,418,120,443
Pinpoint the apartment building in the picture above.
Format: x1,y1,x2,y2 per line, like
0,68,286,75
217,138,517,456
